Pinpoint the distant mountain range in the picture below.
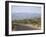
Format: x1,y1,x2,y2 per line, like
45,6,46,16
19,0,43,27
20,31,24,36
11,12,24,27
12,13,41,20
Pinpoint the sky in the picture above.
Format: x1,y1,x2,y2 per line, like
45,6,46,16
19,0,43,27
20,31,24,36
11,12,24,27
11,5,41,14
11,5,41,20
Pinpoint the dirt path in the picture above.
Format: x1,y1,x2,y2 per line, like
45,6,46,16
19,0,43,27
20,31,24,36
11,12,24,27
12,24,39,31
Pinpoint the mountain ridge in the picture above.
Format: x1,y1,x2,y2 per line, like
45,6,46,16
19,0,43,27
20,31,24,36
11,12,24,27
12,13,41,20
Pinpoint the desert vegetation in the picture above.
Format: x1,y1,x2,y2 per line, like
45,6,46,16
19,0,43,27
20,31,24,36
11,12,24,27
12,17,41,24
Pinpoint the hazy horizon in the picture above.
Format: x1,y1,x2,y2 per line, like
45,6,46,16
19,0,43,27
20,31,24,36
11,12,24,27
12,13,41,20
